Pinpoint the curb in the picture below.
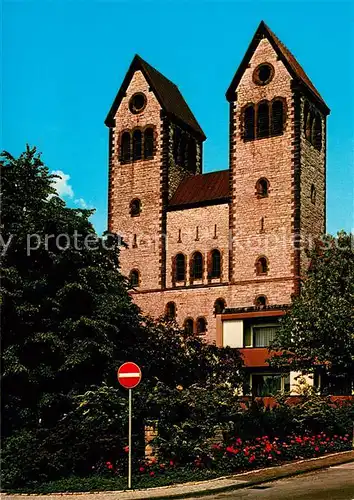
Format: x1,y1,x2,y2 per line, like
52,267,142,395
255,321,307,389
4,450,354,500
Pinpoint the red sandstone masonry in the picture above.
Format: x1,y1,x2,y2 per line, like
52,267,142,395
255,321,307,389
109,33,327,343
109,70,163,291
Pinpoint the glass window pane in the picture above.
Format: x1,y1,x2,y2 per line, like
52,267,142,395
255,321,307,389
253,326,278,347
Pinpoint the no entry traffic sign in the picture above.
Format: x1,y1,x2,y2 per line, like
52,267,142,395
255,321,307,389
117,362,142,490
117,362,142,389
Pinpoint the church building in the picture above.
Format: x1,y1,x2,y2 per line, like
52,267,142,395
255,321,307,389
105,21,329,395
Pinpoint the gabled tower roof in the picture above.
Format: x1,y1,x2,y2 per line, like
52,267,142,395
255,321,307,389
105,55,206,139
226,21,330,114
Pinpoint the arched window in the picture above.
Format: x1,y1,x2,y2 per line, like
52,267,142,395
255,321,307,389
305,111,313,141
196,317,207,335
312,115,322,151
130,198,141,217
244,105,255,141
175,253,186,282
211,249,221,278
187,138,197,171
179,133,188,167
256,178,269,197
255,256,269,276
257,102,270,138
130,269,139,287
184,318,194,335
121,132,131,162
191,252,203,280
271,100,284,136
132,129,142,160
173,127,181,163
311,184,316,204
214,298,226,315
144,128,154,159
255,295,267,307
165,302,176,320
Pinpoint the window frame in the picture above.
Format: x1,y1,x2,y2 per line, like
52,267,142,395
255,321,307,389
184,318,194,335
165,301,176,320
120,131,131,163
250,372,290,396
196,316,207,335
191,251,203,280
255,256,269,276
210,249,221,279
132,129,142,161
251,323,279,348
130,198,141,217
255,178,270,198
175,253,186,283
129,269,140,287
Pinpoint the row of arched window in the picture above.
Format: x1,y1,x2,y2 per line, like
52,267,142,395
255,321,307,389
304,102,322,151
120,127,154,163
243,99,285,141
130,255,268,289
164,295,268,334
174,249,221,283
173,127,197,171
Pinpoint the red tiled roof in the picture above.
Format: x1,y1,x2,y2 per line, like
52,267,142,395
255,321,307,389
226,21,329,114
169,170,230,208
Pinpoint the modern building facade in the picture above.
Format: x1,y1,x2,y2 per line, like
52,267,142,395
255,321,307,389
106,21,329,395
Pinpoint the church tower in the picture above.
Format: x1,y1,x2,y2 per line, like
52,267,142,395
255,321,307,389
226,21,329,305
106,55,205,290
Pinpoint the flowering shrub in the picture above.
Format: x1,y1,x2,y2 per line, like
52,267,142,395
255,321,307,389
211,432,351,473
128,432,351,479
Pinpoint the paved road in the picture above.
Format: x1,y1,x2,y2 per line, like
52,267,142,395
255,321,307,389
191,462,354,500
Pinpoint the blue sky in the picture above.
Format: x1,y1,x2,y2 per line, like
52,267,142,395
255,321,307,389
3,0,353,235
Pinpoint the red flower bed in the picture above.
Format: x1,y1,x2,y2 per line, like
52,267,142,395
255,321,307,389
97,432,351,480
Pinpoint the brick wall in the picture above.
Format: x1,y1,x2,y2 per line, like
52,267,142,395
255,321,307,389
166,203,230,288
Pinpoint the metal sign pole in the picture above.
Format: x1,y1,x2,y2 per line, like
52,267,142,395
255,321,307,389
128,388,132,489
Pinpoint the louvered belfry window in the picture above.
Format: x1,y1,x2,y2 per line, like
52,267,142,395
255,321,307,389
243,99,285,142
244,105,255,141
271,100,284,135
133,130,142,160
257,102,270,138
144,128,154,159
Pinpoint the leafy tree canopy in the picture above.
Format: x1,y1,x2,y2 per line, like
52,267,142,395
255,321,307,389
270,232,354,392
1,147,244,450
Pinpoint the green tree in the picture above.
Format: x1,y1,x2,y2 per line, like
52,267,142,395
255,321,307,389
1,147,144,438
270,232,354,393
1,147,244,486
